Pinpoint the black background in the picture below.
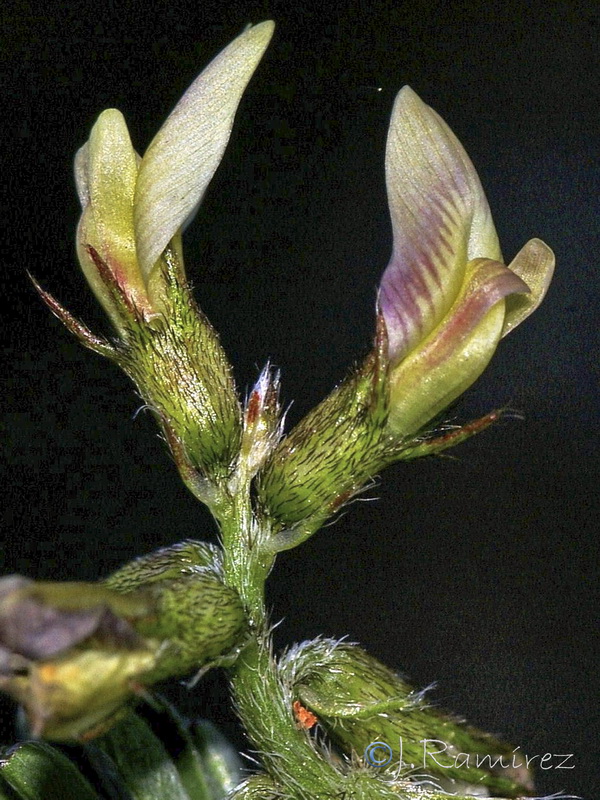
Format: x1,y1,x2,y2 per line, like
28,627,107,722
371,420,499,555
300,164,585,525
2,1,598,797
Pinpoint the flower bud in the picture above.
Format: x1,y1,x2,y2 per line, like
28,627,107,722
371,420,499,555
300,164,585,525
35,24,275,509
234,363,284,488
71,22,274,327
379,87,554,440
280,639,533,797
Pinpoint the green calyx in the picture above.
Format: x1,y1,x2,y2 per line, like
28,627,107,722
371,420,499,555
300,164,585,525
33,246,242,516
112,249,242,509
105,541,248,684
256,318,392,551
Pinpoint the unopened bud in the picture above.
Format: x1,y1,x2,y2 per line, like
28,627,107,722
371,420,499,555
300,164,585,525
234,363,283,487
280,639,533,797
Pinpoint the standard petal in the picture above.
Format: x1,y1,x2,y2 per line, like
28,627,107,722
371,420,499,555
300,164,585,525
380,86,501,365
387,258,528,437
502,238,555,336
134,21,275,280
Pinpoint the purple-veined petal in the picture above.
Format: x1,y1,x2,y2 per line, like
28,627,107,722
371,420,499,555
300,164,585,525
387,258,528,437
502,238,555,336
380,86,501,365
134,21,274,280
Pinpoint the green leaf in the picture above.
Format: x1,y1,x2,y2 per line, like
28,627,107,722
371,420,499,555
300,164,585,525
129,698,215,800
0,742,101,800
75,744,136,800
188,720,243,799
118,696,243,800
95,711,191,800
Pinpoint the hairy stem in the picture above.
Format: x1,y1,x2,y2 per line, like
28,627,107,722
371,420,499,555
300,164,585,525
219,483,348,797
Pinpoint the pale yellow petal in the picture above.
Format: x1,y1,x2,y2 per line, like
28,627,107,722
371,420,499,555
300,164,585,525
75,208,127,330
86,109,139,271
502,238,555,336
74,109,153,325
134,21,275,279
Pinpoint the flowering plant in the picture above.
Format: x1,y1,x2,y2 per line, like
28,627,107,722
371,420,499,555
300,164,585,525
0,21,558,800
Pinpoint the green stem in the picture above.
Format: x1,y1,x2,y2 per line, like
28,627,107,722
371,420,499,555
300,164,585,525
219,483,346,797
219,486,272,624
229,637,344,798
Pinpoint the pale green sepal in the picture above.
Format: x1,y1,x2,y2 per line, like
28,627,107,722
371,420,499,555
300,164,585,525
502,237,555,336
134,21,275,279
0,741,101,800
29,273,116,359
396,409,502,461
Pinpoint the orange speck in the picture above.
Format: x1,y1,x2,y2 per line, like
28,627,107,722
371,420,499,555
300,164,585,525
293,699,318,730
